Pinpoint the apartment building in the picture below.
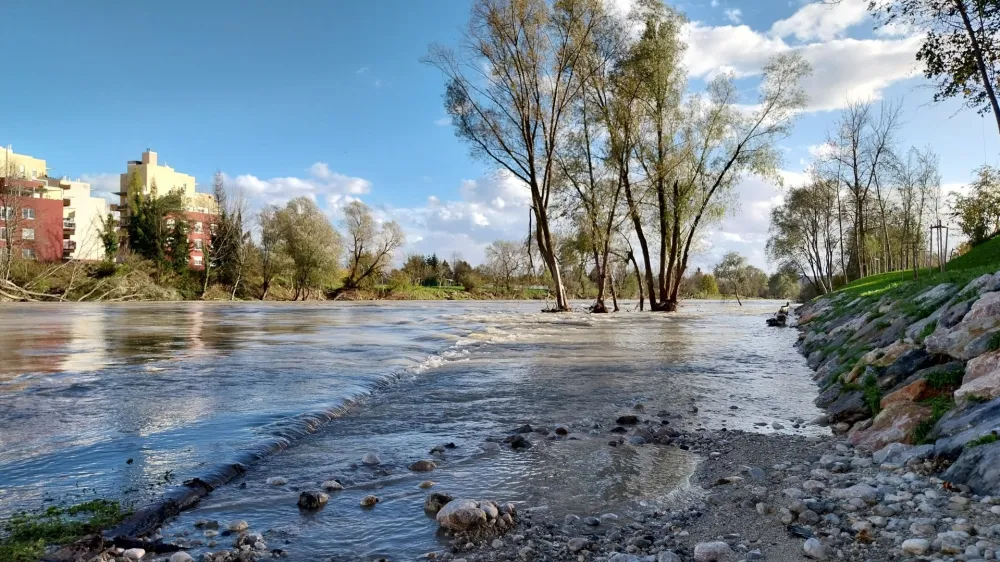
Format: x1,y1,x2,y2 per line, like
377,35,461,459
58,178,110,261
118,150,217,268
0,146,105,263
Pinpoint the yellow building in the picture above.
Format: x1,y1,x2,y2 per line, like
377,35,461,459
0,145,48,180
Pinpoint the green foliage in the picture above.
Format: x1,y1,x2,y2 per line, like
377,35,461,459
0,500,129,562
124,174,186,265
988,331,1000,352
97,213,119,261
912,396,955,445
924,363,965,389
862,373,882,415
967,432,999,448
917,320,938,344
166,216,191,273
950,166,1000,246
966,394,992,404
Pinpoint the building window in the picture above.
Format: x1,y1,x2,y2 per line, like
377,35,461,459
22,208,34,220
22,228,34,240
192,255,203,267
30,170,37,179
0,227,6,239
22,248,35,260
194,239,203,250
18,165,24,174
194,222,203,234
166,218,176,228
210,223,218,235
0,207,11,220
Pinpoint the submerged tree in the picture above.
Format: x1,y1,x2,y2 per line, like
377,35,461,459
425,0,608,311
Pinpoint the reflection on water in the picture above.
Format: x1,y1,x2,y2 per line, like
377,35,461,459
0,300,823,560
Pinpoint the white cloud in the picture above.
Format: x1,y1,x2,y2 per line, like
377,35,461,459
374,79,384,88
434,116,452,127
711,0,719,7
683,19,922,112
724,8,742,23
224,163,371,211
770,0,868,41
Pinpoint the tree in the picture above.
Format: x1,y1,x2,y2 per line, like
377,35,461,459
951,165,1000,244
768,268,800,300
425,0,606,311
633,49,811,310
767,178,839,295
257,204,285,300
166,216,191,273
341,200,404,290
713,252,752,305
401,254,429,286
0,154,28,282
869,0,1000,135
203,172,251,298
485,240,525,294
123,174,186,271
97,213,120,262
274,197,341,300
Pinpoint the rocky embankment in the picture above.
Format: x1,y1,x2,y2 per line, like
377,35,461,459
798,270,1000,495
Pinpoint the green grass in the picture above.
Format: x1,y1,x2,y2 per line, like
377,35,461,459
924,363,965,389
862,373,883,415
0,500,130,562
966,432,999,448
917,320,938,344
832,236,1000,302
988,331,1000,352
911,396,956,445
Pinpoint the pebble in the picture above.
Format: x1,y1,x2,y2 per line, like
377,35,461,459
123,549,145,561
693,541,733,561
321,480,344,491
170,553,195,562
802,538,829,560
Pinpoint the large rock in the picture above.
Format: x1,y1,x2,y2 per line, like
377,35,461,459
880,378,938,409
955,350,1000,405
424,491,454,514
938,299,974,329
915,283,957,308
815,383,843,409
926,291,1000,360
436,499,488,530
297,491,329,510
943,441,1000,496
931,396,1000,459
850,401,932,451
827,390,871,424
845,342,916,384
872,442,934,465
878,348,937,389
692,541,733,561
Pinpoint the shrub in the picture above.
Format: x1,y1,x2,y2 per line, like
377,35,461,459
917,320,937,344
967,432,999,448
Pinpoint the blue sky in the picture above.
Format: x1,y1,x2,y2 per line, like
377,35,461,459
1,0,998,268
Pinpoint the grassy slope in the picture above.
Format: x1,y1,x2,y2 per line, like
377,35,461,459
833,236,1000,301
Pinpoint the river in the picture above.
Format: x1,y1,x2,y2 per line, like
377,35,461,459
0,299,823,560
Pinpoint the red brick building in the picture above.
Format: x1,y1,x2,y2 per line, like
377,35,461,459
0,178,65,263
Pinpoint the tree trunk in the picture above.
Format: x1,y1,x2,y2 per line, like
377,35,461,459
623,178,657,309
628,250,644,312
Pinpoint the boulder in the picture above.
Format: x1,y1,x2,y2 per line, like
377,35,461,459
360,495,380,507
436,499,488,531
915,283,957,308
504,434,532,450
939,299,974,329
692,541,733,561
826,390,871,424
815,383,843,408
362,453,381,465
616,415,639,425
901,538,930,556
955,350,1000,405
931,396,1000,459
878,348,937,389
265,476,287,486
408,460,437,472
123,549,145,561
926,291,1000,360
424,491,454,514
321,480,344,491
845,341,916,384
872,442,934,465
802,538,829,560
960,272,1000,296
297,491,329,510
943,441,1000,495
880,378,938,409
850,401,932,451
170,553,195,562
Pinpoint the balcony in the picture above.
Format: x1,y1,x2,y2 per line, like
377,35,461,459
63,219,76,232
63,198,71,207
62,240,76,257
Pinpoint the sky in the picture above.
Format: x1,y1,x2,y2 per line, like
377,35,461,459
1,0,998,271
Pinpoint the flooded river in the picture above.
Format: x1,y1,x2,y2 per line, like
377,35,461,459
0,300,823,560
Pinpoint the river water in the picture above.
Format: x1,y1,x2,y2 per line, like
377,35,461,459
0,300,823,560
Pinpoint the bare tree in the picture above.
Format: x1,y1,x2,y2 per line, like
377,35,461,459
341,200,405,290
425,0,607,311
485,240,526,294
257,205,284,300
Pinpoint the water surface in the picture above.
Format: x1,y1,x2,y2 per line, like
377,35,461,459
0,300,823,560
